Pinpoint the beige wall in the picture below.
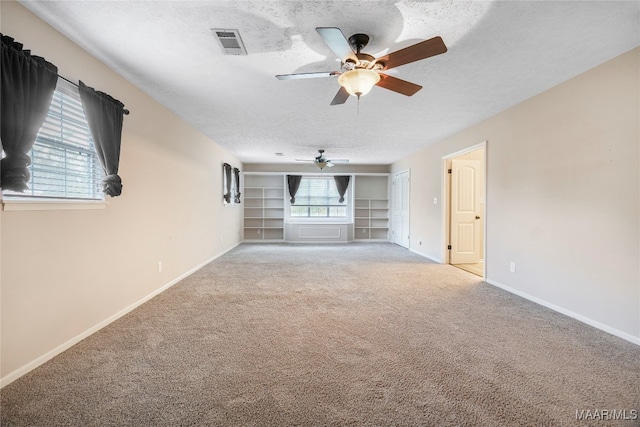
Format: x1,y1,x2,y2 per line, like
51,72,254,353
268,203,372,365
0,1,243,384
392,47,640,343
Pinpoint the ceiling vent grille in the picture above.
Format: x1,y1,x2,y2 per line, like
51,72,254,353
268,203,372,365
211,29,247,55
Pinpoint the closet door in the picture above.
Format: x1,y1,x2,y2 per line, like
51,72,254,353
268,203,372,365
391,170,410,248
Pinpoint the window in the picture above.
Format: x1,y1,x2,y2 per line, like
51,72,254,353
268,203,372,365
223,164,241,205
2,79,104,200
290,176,348,218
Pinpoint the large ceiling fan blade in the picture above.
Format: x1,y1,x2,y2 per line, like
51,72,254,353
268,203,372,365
276,71,339,80
376,74,422,96
376,36,447,70
330,86,350,105
316,27,358,63
329,159,349,164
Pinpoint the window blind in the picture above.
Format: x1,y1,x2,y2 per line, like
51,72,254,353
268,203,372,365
3,79,104,200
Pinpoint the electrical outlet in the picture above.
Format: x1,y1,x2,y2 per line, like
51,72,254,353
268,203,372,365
433,197,438,205
157,261,162,273
510,262,516,273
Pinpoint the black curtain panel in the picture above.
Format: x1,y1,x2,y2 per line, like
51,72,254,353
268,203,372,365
334,175,350,203
233,167,241,204
223,163,232,203
287,175,302,204
78,81,126,197
0,34,58,192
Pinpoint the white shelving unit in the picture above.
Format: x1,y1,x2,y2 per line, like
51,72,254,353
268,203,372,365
353,175,389,241
243,174,285,241
354,198,390,240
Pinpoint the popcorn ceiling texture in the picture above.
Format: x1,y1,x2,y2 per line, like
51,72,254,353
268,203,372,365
1,243,638,425
19,1,640,165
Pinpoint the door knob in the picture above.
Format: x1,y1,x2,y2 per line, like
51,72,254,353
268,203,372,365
475,216,480,219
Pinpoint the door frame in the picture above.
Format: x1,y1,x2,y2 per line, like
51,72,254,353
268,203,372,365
442,141,487,276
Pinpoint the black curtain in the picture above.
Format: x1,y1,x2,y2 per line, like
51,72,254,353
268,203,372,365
287,175,302,204
78,81,125,197
0,34,58,192
223,163,232,203
233,167,241,204
334,175,350,203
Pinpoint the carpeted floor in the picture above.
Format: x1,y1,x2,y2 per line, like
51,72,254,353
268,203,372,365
1,243,639,426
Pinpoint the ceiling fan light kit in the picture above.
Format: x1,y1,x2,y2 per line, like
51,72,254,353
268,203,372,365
276,27,447,105
338,69,380,98
316,160,329,170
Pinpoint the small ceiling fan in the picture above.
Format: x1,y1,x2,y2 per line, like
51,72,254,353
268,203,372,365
276,27,447,105
296,150,349,170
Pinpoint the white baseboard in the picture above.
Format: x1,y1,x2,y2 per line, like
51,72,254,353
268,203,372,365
405,246,638,346
409,248,442,264
485,279,640,347
0,243,240,388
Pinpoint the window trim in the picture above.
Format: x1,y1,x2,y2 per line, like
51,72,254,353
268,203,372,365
1,195,107,211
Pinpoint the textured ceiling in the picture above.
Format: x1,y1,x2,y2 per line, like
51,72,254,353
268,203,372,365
19,1,640,166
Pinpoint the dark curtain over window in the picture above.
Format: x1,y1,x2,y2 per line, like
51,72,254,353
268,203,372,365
287,175,302,204
233,167,241,204
223,163,232,203
78,81,125,197
334,175,350,203
0,34,58,192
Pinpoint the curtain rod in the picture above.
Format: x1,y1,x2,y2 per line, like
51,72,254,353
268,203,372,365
60,75,130,115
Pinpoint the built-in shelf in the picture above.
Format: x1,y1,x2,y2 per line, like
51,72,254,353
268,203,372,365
354,198,389,240
243,174,285,241
353,175,389,241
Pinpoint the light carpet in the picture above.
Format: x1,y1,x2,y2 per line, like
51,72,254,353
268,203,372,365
1,243,638,426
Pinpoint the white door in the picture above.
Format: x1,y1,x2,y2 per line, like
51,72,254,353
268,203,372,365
392,171,410,248
450,159,481,264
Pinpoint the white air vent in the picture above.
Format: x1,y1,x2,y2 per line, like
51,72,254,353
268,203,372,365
211,29,247,55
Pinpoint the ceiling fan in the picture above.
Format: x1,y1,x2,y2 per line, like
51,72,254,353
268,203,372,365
276,27,447,105
296,150,349,170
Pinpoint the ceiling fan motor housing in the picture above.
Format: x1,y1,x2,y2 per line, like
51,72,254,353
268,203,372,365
343,34,385,71
344,54,383,70
348,33,370,53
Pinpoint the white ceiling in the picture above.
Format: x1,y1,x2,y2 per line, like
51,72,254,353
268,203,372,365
19,1,639,166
